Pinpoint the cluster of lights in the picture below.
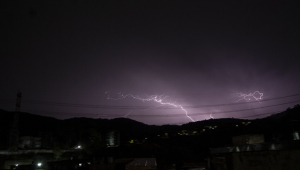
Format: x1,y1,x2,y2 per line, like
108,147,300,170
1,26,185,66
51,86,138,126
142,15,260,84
14,161,92,168
16,163,42,167
242,121,252,126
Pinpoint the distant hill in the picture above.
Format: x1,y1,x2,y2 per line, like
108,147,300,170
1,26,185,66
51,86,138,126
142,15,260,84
0,109,60,136
181,118,246,129
1,105,300,136
265,104,300,121
1,104,299,149
0,110,154,149
0,110,149,136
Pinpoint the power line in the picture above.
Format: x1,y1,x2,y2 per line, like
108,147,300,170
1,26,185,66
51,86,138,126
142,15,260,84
22,110,106,117
191,94,300,108
188,100,300,116
23,100,300,118
18,93,300,109
236,112,275,119
164,112,282,125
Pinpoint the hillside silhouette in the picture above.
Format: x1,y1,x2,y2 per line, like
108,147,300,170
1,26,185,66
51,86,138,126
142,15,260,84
1,104,299,151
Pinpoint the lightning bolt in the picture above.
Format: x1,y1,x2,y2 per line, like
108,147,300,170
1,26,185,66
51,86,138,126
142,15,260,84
233,91,264,102
105,92,195,122
123,110,132,117
210,112,214,119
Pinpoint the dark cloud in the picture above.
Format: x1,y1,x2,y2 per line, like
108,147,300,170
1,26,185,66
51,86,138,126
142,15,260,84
1,0,300,124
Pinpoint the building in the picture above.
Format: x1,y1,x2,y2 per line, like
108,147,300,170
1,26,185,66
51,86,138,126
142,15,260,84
126,158,157,170
209,140,300,170
106,130,120,147
232,134,264,146
18,136,41,149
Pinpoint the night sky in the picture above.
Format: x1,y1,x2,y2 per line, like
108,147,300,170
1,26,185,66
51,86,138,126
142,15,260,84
1,1,300,125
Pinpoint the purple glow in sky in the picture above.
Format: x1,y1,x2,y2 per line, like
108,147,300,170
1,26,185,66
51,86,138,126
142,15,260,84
232,91,264,102
106,92,195,122
1,1,300,125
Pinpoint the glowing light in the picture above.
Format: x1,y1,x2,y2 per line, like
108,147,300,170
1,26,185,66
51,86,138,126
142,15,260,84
37,163,42,167
233,91,263,102
210,112,214,119
106,92,195,122
293,131,299,140
123,110,132,117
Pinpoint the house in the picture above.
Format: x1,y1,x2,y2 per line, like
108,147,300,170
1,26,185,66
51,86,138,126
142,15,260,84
209,139,300,170
126,158,157,170
18,136,41,149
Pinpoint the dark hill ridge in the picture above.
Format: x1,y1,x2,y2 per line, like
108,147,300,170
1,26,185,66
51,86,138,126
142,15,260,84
0,110,148,133
0,110,60,136
1,105,300,135
181,118,246,129
0,104,299,149
1,104,300,127
0,110,240,146
265,104,300,121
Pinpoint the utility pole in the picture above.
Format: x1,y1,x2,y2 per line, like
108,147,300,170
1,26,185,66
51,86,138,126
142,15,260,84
8,91,22,150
